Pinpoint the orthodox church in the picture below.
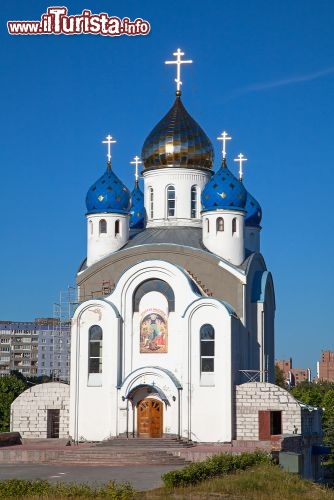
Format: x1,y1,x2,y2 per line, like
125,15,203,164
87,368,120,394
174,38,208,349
69,49,275,443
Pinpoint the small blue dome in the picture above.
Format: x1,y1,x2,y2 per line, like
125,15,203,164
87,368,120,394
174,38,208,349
86,164,130,215
201,162,247,211
245,191,262,227
130,184,145,230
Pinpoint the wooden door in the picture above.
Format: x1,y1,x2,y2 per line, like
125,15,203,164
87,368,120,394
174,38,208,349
47,409,60,438
137,398,163,438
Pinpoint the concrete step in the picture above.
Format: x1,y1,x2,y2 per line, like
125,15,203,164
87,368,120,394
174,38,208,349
97,438,194,448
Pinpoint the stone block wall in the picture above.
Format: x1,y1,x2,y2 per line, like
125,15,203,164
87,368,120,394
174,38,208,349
235,382,302,440
10,382,70,439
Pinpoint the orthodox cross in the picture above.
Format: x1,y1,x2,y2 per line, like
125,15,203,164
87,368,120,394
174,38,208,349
102,134,116,164
217,131,232,160
165,48,193,95
234,153,248,181
130,155,142,186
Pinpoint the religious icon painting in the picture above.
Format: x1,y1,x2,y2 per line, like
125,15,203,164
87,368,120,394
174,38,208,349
140,308,168,353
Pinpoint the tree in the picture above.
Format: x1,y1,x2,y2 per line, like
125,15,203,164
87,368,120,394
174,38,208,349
0,374,27,432
275,365,287,388
290,381,334,459
322,389,334,457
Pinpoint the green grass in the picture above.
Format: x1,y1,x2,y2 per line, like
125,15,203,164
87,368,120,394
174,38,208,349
139,464,334,499
0,462,333,499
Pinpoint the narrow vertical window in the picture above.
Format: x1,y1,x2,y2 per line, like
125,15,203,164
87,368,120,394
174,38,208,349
206,218,210,233
167,185,176,217
149,187,154,219
200,324,215,373
115,219,120,236
88,325,102,374
99,219,107,234
89,220,93,235
191,185,197,218
216,217,224,232
232,217,237,235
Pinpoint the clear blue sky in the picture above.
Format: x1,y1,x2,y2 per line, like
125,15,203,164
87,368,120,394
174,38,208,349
2,0,333,376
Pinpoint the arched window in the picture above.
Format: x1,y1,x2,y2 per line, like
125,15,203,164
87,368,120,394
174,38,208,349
88,325,102,374
206,218,210,233
232,217,237,235
99,219,107,234
115,219,120,236
149,187,154,219
89,220,93,235
167,185,176,217
191,185,197,218
216,217,224,232
200,324,215,373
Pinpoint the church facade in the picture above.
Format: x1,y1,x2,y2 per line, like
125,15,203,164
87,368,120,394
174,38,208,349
69,50,275,443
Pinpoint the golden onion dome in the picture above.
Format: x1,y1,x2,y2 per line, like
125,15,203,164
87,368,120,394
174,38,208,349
141,95,214,171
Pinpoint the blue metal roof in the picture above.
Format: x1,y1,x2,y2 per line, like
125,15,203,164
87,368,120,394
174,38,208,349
201,162,247,211
86,163,130,215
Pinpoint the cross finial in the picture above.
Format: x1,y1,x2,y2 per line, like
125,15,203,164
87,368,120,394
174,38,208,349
102,134,116,167
234,153,248,181
165,48,193,96
217,131,232,162
130,155,142,187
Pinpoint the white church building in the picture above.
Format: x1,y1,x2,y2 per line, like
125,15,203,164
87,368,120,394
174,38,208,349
69,49,276,443
10,50,326,481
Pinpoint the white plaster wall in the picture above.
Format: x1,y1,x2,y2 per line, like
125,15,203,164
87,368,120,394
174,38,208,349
235,382,302,440
69,300,121,441
202,209,245,265
11,382,70,438
143,168,211,227
184,300,236,442
86,213,129,267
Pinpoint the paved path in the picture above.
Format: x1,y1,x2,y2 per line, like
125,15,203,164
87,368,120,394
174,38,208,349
0,463,184,491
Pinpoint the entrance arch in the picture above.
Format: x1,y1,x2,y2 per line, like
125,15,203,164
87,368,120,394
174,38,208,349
137,398,163,438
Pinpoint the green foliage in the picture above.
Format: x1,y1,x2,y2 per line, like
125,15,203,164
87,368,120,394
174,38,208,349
161,450,271,488
0,479,135,498
275,365,287,389
0,374,27,432
290,381,334,459
291,381,334,408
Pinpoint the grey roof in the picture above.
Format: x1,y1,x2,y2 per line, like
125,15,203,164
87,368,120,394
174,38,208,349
78,226,256,273
125,227,205,250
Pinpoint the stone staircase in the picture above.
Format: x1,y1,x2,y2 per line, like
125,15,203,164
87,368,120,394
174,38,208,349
49,438,193,466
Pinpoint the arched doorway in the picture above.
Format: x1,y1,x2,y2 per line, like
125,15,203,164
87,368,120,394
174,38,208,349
137,398,163,438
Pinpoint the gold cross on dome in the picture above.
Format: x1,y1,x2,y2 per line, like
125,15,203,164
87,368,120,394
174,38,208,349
165,48,193,94
102,134,116,164
234,153,248,181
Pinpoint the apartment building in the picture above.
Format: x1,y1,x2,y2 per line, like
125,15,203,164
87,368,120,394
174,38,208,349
317,350,334,382
0,320,70,381
276,358,311,387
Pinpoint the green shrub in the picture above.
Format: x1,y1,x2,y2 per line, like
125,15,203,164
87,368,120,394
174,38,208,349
162,450,271,488
0,479,135,498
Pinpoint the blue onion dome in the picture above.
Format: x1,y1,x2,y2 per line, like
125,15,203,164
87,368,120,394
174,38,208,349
129,183,145,230
201,159,247,211
142,96,214,171
86,162,131,215
244,190,262,227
